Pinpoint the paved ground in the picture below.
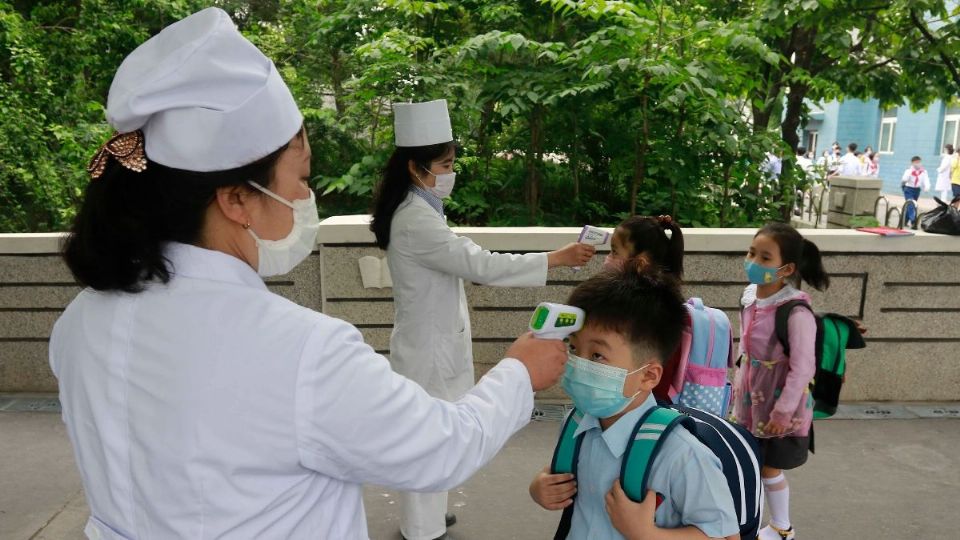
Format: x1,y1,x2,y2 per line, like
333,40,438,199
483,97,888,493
3,406,959,539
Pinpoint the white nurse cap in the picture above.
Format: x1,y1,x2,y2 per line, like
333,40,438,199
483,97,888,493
105,7,302,172
393,99,453,147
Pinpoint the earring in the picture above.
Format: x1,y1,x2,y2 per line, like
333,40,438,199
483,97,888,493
242,222,251,229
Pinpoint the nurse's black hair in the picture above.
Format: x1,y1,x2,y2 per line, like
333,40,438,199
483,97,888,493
616,215,684,279
567,260,687,367
63,130,304,293
370,141,457,250
755,222,830,291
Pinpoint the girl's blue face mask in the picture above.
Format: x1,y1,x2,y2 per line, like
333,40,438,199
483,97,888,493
743,259,785,285
561,353,648,418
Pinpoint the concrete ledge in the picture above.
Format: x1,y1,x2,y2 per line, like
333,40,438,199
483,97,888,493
316,214,960,253
3,221,960,400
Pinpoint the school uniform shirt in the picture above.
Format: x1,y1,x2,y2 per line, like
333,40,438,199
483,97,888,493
731,285,817,439
49,242,536,539
901,167,931,190
838,152,861,176
567,394,739,540
387,190,548,401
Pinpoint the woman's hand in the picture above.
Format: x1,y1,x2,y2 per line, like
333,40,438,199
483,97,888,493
548,243,596,268
529,466,577,510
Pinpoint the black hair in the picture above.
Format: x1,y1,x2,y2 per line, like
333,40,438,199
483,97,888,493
370,142,457,250
911,155,922,162
63,132,302,293
848,142,858,152
796,146,807,156
755,222,830,291
615,216,684,279
947,144,955,154
567,260,687,366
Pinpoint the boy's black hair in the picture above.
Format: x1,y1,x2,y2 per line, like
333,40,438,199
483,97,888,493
911,155,922,162
567,260,687,367
848,142,858,152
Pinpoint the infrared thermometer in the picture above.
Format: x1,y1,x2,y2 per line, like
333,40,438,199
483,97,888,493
575,225,610,270
529,302,585,340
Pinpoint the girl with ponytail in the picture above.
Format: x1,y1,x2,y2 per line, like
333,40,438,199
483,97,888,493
731,222,829,540
603,215,684,280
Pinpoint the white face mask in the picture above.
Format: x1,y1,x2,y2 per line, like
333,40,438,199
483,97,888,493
419,166,456,199
246,181,321,277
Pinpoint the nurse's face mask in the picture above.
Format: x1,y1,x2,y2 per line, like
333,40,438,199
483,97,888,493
246,181,321,277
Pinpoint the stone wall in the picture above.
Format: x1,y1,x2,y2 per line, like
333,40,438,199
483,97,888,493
2,221,959,401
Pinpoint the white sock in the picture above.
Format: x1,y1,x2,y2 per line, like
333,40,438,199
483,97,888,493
763,473,791,530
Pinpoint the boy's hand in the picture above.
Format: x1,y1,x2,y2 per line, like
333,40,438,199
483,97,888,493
606,481,656,540
529,466,577,510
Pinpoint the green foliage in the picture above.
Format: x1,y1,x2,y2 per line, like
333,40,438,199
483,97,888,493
4,0,960,232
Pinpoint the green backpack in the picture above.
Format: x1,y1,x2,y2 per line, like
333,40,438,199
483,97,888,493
773,300,867,419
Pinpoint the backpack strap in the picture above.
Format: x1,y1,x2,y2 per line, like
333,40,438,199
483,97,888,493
620,407,690,502
773,300,815,357
552,409,584,540
551,408,585,475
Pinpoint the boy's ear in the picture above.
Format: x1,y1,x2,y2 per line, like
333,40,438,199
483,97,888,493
636,361,662,392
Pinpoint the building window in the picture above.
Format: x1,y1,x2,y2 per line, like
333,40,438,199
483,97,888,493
807,131,819,155
943,114,960,150
878,108,897,154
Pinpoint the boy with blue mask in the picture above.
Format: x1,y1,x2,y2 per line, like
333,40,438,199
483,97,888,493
529,262,741,540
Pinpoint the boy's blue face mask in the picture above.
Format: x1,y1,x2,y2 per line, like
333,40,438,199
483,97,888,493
743,259,785,285
561,353,648,418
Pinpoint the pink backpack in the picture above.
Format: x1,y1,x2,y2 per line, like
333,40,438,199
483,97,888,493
661,298,734,416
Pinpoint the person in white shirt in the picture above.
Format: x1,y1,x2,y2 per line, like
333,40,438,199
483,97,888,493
936,144,956,201
837,142,862,176
901,156,931,227
370,99,593,540
51,9,568,539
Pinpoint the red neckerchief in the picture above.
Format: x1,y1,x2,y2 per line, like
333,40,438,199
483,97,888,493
909,167,925,187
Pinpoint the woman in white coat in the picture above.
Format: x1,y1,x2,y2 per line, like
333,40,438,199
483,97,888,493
936,144,956,201
51,9,567,539
370,100,594,540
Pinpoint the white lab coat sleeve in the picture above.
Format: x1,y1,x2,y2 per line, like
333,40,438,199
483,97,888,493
939,156,952,175
295,317,534,491
399,207,548,287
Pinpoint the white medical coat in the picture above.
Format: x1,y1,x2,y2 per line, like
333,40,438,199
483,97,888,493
386,193,548,400
49,242,535,539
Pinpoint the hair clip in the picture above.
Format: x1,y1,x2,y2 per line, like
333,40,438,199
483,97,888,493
87,130,147,179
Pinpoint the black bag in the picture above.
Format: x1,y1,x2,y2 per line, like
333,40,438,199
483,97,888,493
920,197,960,235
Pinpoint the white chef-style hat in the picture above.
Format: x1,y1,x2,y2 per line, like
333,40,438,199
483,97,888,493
393,99,453,147
105,7,302,172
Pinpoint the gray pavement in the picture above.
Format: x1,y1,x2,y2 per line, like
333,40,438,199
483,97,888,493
3,407,959,539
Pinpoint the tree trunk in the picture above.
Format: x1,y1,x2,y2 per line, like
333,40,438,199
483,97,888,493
631,93,651,215
330,49,346,117
572,112,580,200
526,106,544,222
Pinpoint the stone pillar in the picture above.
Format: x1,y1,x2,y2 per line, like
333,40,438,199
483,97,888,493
827,176,882,229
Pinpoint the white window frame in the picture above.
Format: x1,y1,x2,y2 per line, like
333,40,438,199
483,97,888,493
878,117,897,154
807,131,819,155
942,113,960,150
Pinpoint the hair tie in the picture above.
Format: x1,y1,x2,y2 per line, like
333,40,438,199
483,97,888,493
657,215,673,227
87,130,147,180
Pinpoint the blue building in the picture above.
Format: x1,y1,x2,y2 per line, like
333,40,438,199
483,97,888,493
801,98,958,194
